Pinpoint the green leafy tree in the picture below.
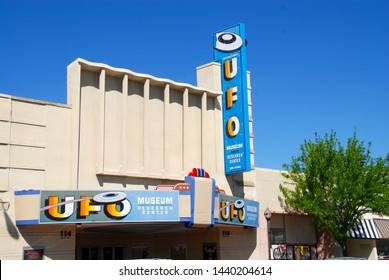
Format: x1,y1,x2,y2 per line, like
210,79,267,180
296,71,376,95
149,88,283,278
280,131,389,256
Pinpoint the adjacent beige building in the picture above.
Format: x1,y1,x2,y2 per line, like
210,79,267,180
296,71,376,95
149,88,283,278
256,166,389,260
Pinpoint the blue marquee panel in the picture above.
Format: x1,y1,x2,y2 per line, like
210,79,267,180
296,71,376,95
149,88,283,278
213,23,251,174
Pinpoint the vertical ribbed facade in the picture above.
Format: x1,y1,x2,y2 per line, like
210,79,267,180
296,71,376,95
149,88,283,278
68,59,224,189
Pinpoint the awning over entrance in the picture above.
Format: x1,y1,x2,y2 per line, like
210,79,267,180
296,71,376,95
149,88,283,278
374,219,389,239
348,219,382,239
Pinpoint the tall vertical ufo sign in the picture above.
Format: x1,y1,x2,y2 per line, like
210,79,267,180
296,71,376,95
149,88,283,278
213,23,251,174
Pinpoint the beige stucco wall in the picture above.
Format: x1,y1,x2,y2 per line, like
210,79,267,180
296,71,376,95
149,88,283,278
347,239,378,260
217,226,258,260
255,167,287,213
1,224,76,260
0,190,75,260
0,94,72,191
255,167,317,259
0,94,73,259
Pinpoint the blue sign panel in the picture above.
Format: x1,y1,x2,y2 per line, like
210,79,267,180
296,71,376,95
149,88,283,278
39,190,179,224
213,23,251,174
218,194,259,227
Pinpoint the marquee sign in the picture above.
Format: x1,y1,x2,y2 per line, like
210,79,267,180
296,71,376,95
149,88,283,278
15,170,260,228
218,193,259,227
213,23,251,174
39,190,179,224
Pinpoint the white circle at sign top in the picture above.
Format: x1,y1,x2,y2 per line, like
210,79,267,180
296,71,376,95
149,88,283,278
92,192,127,203
222,33,234,41
234,199,245,209
214,32,243,52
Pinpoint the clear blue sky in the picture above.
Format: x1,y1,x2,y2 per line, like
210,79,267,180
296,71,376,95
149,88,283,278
1,0,388,170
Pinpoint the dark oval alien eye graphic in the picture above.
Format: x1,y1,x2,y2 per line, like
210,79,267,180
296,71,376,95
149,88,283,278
214,32,243,52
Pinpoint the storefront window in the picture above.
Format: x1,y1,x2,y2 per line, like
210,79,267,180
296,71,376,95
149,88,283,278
81,248,90,260
203,243,217,260
270,228,285,244
131,246,149,259
377,239,389,259
170,245,187,260
80,247,124,260
103,247,113,260
310,246,317,260
292,245,317,260
23,247,44,260
114,247,124,260
295,246,301,260
90,247,99,260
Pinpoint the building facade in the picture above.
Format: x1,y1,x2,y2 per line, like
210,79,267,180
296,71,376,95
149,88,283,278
1,32,388,259
0,57,263,260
